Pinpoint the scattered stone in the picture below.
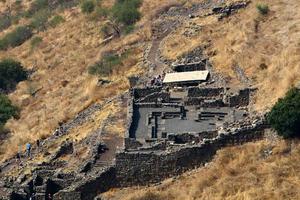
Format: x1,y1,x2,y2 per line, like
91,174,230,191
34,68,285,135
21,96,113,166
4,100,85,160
50,140,74,161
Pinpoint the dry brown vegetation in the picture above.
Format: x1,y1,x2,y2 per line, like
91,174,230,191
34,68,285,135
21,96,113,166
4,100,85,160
161,0,300,111
104,139,300,200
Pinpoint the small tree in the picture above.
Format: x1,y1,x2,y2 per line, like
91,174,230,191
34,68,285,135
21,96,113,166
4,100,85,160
256,4,269,15
0,94,19,125
267,88,300,138
0,58,27,91
81,1,95,14
0,26,33,50
112,0,141,26
49,15,65,28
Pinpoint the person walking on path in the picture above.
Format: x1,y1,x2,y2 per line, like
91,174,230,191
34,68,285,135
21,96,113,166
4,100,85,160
26,143,31,158
36,139,40,152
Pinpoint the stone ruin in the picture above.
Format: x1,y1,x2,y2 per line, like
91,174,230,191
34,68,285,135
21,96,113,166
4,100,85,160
115,84,265,186
0,60,268,199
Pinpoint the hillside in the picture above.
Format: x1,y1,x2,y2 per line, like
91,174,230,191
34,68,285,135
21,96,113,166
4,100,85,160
0,0,299,199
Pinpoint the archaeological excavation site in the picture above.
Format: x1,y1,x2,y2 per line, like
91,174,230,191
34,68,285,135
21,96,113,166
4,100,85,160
1,0,298,199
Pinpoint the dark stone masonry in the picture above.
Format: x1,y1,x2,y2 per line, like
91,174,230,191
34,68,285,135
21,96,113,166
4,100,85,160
116,80,267,187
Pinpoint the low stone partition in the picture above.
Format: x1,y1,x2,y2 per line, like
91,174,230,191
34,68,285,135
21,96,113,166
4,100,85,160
172,61,207,72
53,167,116,200
167,132,218,144
125,138,143,149
188,87,224,98
138,92,170,103
132,87,162,100
228,88,253,107
184,97,225,107
115,122,266,187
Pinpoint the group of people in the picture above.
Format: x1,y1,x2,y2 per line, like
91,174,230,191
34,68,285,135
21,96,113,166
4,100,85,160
149,72,166,87
15,139,41,164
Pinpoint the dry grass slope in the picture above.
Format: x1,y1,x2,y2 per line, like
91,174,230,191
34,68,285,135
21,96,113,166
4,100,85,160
161,0,300,111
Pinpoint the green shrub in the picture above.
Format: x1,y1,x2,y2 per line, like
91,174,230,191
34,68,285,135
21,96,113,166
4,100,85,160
0,94,19,126
267,88,300,138
88,51,129,76
26,0,49,17
256,4,269,15
92,6,109,19
29,9,51,31
0,15,12,31
0,59,27,91
11,13,22,25
30,36,43,50
81,1,95,14
49,15,65,28
0,26,33,50
124,24,135,34
112,0,142,26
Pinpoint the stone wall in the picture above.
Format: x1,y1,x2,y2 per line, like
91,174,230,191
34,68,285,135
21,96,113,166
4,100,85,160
228,88,251,107
188,88,224,98
53,167,116,200
184,98,225,107
138,92,170,103
172,61,207,72
125,138,143,150
132,87,162,100
115,123,266,187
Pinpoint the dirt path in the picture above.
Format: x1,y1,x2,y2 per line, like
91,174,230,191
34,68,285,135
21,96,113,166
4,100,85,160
146,1,222,78
147,21,175,76
232,65,251,86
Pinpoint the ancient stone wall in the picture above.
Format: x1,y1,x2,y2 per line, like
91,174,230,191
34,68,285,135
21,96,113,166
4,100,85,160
184,98,225,107
138,92,170,103
115,123,266,187
228,88,251,107
53,167,116,200
125,138,143,150
188,88,224,98
132,87,162,100
172,61,207,72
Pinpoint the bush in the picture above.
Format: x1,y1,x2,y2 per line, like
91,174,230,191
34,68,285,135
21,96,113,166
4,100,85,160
267,88,300,138
88,52,129,76
0,26,33,50
30,36,43,50
0,14,12,32
124,24,135,34
0,59,27,91
256,4,269,15
81,1,95,14
49,15,65,28
92,6,109,19
26,0,49,17
0,94,19,126
29,9,51,31
112,0,142,26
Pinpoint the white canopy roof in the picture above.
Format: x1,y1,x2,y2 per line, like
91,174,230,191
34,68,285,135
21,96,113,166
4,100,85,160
163,70,209,83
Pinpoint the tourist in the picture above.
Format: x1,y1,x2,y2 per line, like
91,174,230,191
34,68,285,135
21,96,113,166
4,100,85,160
15,152,21,164
36,139,40,152
26,143,31,158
